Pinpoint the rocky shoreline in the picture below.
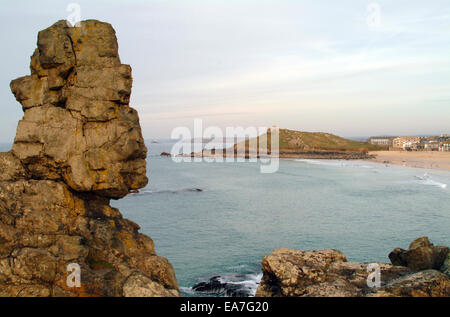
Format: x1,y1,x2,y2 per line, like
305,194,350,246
0,20,448,298
186,237,449,298
277,151,375,160
256,237,449,297
186,149,375,160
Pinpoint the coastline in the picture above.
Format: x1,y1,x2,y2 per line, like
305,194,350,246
186,149,374,160
368,151,450,171
2,12,450,300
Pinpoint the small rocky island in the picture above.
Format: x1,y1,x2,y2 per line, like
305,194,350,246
197,129,381,160
0,20,179,296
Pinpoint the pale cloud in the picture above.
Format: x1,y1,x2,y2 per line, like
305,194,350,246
1,0,450,141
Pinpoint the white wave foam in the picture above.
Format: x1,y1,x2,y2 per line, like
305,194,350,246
296,159,349,167
179,286,196,295
422,179,447,189
296,159,376,169
413,174,447,189
217,273,263,296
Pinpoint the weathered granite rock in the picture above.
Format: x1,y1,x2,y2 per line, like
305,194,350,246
256,241,450,297
10,20,147,199
441,254,450,277
388,237,449,271
0,20,179,297
369,270,449,297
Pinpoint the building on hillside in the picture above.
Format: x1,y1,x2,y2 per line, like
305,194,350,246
367,136,396,147
392,136,421,150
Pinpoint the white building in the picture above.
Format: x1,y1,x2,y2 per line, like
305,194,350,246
392,137,421,150
368,137,395,147
439,143,450,152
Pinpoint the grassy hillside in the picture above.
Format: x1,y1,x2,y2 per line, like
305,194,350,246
276,129,383,152
238,128,384,153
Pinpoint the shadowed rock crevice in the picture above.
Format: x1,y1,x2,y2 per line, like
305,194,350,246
0,20,179,297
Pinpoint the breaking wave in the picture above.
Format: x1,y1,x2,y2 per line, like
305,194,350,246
185,272,263,297
295,159,376,169
413,174,447,189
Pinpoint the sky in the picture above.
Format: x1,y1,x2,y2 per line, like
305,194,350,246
1,0,449,142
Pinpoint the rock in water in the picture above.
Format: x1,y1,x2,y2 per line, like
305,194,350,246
192,274,258,297
388,237,449,271
0,20,179,297
441,254,450,277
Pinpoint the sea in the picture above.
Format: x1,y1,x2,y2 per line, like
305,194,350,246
112,140,450,296
1,141,449,296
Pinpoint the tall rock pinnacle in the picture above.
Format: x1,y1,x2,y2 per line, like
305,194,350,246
0,20,179,297
10,20,148,199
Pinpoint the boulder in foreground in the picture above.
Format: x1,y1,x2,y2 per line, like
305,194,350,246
256,237,449,297
388,236,449,271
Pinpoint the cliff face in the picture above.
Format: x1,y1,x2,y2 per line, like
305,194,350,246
256,237,449,297
0,20,179,297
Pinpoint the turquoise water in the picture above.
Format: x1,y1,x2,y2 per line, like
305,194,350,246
112,142,450,296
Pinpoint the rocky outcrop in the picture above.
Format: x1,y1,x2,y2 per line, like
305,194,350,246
0,20,179,297
10,20,147,199
276,151,375,160
256,238,450,297
441,254,450,277
388,237,449,271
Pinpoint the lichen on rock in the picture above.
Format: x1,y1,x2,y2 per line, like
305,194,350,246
388,236,449,271
0,20,179,297
10,19,147,199
256,237,450,297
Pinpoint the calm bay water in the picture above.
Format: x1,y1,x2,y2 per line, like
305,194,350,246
110,141,448,296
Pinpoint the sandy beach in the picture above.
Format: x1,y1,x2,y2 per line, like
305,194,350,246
369,151,450,171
